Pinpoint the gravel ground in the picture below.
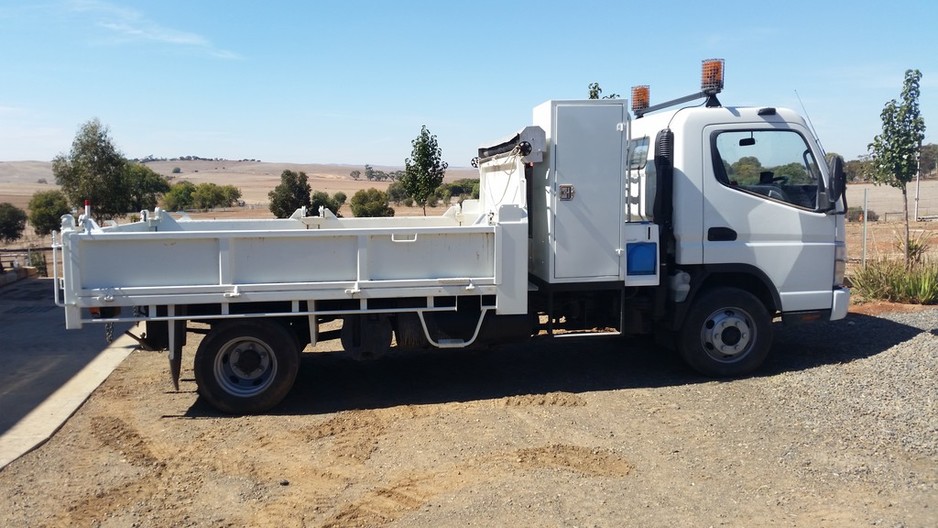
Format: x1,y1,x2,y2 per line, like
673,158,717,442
0,305,935,527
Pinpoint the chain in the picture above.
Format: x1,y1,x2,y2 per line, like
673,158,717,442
105,322,114,344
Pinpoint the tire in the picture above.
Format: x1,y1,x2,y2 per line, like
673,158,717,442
677,288,773,377
194,320,300,414
340,314,393,360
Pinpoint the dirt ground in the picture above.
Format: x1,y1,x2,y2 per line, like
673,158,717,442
1,306,936,528
0,163,935,527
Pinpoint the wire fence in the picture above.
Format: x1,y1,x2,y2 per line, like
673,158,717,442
0,247,53,277
845,183,938,265
846,181,938,221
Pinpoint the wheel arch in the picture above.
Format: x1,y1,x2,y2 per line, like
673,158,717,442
673,264,780,329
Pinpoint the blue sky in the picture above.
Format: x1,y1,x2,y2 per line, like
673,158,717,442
1,0,935,167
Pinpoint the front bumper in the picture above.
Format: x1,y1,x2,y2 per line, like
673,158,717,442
831,286,850,321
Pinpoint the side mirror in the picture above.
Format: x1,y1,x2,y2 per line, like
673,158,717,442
827,155,845,206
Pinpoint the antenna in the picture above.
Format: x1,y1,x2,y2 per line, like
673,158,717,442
794,90,824,154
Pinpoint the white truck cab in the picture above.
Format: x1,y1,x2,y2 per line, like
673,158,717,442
630,102,849,374
484,59,849,376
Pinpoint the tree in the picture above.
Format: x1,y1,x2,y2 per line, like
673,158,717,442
588,82,619,99
310,190,343,216
28,190,71,237
349,169,361,180
402,125,448,215
191,183,225,210
387,180,409,205
349,188,394,217
268,170,311,218
52,119,130,220
219,185,242,207
162,181,197,211
845,156,874,182
437,178,480,204
730,156,763,184
0,203,27,243
868,69,926,266
771,162,811,184
124,162,171,212
920,143,938,178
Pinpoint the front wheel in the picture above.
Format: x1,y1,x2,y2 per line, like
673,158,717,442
194,320,300,414
678,288,773,377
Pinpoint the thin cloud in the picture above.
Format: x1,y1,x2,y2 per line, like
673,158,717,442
97,21,209,47
0,105,28,116
703,27,781,49
65,0,242,59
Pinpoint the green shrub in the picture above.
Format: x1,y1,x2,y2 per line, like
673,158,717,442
895,230,932,265
311,191,343,216
29,251,48,277
846,206,879,222
850,258,938,304
349,188,394,217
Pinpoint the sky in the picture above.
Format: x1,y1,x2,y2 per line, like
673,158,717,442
1,0,936,168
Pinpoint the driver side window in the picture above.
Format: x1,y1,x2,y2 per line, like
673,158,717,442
712,130,820,210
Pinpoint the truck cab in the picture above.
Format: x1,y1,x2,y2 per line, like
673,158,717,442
501,59,849,377
661,106,848,316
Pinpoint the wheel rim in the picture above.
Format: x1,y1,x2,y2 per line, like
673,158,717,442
213,336,278,397
699,306,755,363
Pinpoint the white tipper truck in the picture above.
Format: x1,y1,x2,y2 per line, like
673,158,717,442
54,60,850,414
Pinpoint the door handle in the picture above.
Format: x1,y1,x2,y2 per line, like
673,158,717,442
708,227,737,241
559,184,575,201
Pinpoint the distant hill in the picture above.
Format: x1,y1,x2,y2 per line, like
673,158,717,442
0,159,476,185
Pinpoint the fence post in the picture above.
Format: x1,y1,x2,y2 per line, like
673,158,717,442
862,188,868,267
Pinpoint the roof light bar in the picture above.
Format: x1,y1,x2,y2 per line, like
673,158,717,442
631,58,726,118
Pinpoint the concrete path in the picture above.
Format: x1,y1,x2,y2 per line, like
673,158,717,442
0,278,134,469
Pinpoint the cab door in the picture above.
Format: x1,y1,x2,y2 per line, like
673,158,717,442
701,125,836,312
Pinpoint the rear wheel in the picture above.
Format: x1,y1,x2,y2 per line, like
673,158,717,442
341,314,393,360
678,288,772,377
194,320,300,414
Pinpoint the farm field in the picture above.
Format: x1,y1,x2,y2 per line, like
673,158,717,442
1,160,935,264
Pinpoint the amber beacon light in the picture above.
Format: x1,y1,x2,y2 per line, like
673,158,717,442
701,58,724,95
631,85,650,115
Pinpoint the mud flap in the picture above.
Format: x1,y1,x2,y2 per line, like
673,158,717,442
167,306,187,391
